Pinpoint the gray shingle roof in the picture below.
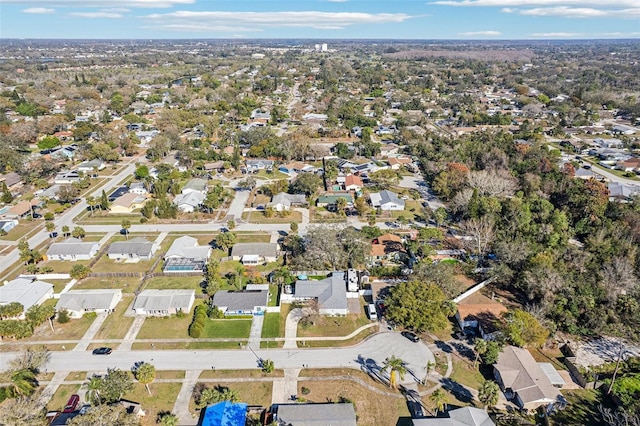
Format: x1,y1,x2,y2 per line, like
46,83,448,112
294,272,348,311
47,238,99,257
270,192,307,208
182,178,207,193
212,290,269,312
276,403,356,426
133,289,195,311
108,237,155,257
173,192,205,208
230,243,278,258
56,290,121,312
165,236,210,261
412,407,495,426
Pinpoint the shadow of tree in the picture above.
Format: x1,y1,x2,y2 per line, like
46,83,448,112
441,377,474,403
435,340,453,353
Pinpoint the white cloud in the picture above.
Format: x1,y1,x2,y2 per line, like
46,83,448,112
1,0,194,8
458,30,501,36
22,7,54,14
531,32,583,37
430,0,638,7
504,6,640,18
100,8,129,13
69,11,123,18
144,11,414,31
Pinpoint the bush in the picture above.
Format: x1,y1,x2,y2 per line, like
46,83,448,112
83,312,97,320
57,310,70,324
139,217,147,223
208,306,224,319
0,386,7,403
301,386,310,395
189,304,209,338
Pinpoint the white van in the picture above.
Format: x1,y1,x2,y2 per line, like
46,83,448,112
368,304,378,320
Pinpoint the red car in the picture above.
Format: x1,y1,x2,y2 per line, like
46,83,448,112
63,394,80,413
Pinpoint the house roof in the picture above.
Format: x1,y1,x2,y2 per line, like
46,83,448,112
370,190,404,208
77,159,103,169
47,238,99,257
317,194,354,204
270,192,306,207
182,178,207,193
494,346,561,405
378,234,402,244
111,193,147,208
230,243,278,258
0,172,21,187
0,278,53,311
8,200,34,216
56,289,121,312
609,182,640,198
108,238,155,257
344,174,363,188
201,401,247,426
276,403,356,426
212,290,269,311
295,272,348,311
173,191,205,208
388,157,412,166
132,289,195,311
165,236,210,261
412,407,495,426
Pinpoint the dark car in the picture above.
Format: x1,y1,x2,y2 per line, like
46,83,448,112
92,347,112,355
32,213,42,219
401,331,420,343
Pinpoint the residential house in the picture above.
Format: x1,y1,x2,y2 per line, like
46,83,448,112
246,159,274,172
274,403,356,426
615,158,640,172
55,289,122,318
163,236,211,272
0,172,22,190
46,238,100,261
129,182,148,195
109,193,147,214
173,192,205,213
230,243,279,265
431,249,467,262
7,200,37,219
132,289,195,316
279,162,315,175
412,407,495,426
0,278,54,319
344,174,364,191
108,186,129,201
594,138,623,149
203,160,225,173
51,146,76,160
351,161,382,175
54,170,81,185
379,143,400,157
493,346,564,410
369,234,407,265
289,272,350,315
268,192,307,211
387,157,413,170
609,182,640,202
77,159,105,172
0,219,18,233
212,289,269,315
455,300,507,339
316,193,354,211
199,401,247,426
182,178,208,195
107,237,157,260
370,190,405,211
573,168,601,180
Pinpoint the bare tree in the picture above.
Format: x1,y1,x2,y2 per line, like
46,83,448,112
460,216,495,262
598,405,640,426
601,256,639,303
467,169,518,198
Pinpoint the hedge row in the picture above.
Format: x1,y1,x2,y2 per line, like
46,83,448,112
188,304,208,338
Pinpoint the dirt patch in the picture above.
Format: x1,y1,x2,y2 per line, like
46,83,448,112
571,337,640,368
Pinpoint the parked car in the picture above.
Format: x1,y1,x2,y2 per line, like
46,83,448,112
401,331,420,342
63,395,80,413
92,347,112,355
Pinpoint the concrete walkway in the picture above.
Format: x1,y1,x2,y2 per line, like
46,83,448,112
154,232,168,246
38,371,70,406
173,370,200,426
247,314,265,348
283,308,304,349
118,315,146,351
272,368,301,404
59,279,77,295
97,231,115,247
73,313,109,352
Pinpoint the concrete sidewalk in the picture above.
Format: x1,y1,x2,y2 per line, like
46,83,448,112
247,314,264,348
173,370,200,426
118,315,146,351
73,313,108,352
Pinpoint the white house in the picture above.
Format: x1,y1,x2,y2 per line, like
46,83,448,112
173,192,206,213
46,238,100,261
107,238,157,260
212,289,269,316
77,159,105,172
54,171,81,185
0,278,54,319
230,243,279,265
369,190,405,211
55,289,122,318
129,182,148,195
268,192,307,212
164,236,211,272
289,272,349,316
181,178,207,195
132,289,195,316
0,219,18,233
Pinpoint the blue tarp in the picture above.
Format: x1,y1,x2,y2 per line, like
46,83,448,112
200,401,248,426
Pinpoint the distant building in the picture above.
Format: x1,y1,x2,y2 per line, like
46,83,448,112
369,190,405,211
274,403,356,426
0,278,54,319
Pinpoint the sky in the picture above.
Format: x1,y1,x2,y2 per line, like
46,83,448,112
0,0,638,40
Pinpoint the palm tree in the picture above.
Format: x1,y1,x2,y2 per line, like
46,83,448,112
62,225,70,237
86,196,96,215
10,369,38,397
133,362,156,395
430,388,446,415
478,380,500,409
473,338,488,368
381,356,406,389
121,219,131,240
84,375,103,405
335,197,347,216
158,413,179,426
425,360,436,383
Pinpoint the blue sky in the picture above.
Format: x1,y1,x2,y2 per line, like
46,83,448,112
1,0,638,39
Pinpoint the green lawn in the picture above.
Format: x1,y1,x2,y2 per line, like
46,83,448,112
242,211,302,224
549,389,609,426
132,341,246,350
73,276,142,291
216,381,272,408
30,311,95,341
201,319,252,339
135,311,194,339
3,222,42,241
142,276,204,291
46,384,82,412
124,382,182,425
41,259,91,274
93,295,135,340
298,313,369,338
449,356,485,390
48,279,72,293
268,284,279,307
235,233,273,243
261,312,281,339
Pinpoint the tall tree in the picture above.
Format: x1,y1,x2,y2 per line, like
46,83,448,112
473,338,488,368
100,190,109,210
382,356,406,389
478,380,500,409
385,281,455,332
121,219,131,240
430,389,446,415
133,362,156,395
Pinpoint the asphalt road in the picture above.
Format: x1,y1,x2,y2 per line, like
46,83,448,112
1,332,433,385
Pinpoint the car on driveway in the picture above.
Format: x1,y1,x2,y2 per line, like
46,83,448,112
92,347,112,355
63,394,80,413
401,331,420,342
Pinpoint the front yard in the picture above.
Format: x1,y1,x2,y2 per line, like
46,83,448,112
93,295,135,340
201,319,252,339
241,210,302,224
297,313,370,338
135,312,193,339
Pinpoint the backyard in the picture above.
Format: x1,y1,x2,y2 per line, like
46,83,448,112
142,276,204,291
